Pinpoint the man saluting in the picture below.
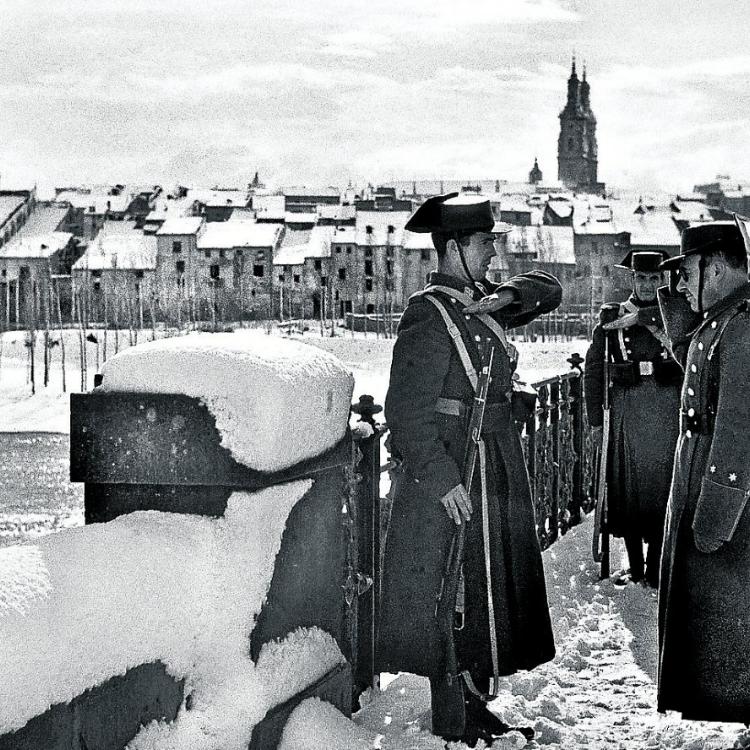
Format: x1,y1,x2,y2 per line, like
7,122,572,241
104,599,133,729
378,193,560,746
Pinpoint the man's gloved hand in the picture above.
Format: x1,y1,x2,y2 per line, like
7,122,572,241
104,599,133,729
439,484,472,525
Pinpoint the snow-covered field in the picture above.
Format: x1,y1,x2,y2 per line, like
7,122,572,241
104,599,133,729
2,328,747,749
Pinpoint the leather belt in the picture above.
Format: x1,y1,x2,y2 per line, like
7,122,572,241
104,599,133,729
435,397,510,432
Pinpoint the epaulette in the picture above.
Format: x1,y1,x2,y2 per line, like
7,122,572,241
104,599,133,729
706,299,750,360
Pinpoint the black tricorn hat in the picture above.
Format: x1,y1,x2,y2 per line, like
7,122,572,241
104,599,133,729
405,193,510,234
659,220,746,271
615,250,669,272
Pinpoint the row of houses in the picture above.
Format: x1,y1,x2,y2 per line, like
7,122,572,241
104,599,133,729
0,179,736,329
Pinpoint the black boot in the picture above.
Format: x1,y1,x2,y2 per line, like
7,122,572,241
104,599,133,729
465,693,535,741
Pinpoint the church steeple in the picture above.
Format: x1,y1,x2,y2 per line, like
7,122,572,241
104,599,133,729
529,157,543,185
557,60,602,193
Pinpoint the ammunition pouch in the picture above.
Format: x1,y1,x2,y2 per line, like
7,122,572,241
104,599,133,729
511,386,537,424
653,359,683,385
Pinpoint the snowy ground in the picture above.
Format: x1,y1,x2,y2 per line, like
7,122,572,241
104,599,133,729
4,328,746,748
284,519,750,750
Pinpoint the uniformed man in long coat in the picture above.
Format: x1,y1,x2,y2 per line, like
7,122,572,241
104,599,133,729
378,193,559,745
584,251,682,587
657,218,750,722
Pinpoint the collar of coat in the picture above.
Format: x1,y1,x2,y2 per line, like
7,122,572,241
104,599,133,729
426,272,493,299
698,281,750,331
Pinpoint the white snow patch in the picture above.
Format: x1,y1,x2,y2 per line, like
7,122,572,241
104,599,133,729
280,698,375,750
99,331,354,472
0,481,311,736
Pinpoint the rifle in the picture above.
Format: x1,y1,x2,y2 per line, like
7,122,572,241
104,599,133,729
435,339,495,711
592,334,611,579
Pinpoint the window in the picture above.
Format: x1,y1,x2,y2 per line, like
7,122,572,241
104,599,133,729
210,264,220,279
386,246,394,258
91,270,102,278
387,225,394,234
293,274,300,284
219,249,225,259
364,247,372,258
366,225,373,235
278,274,285,282
321,276,327,286
335,290,339,301
365,260,373,276
336,247,341,254
236,249,243,257
0,269,5,277
173,241,182,253
134,283,140,294
204,250,211,258
134,270,144,279
253,264,264,277
346,246,352,254
338,268,346,281
420,249,430,261
365,278,373,292
93,282,101,292
366,303,375,313
176,261,185,274
314,259,322,271
386,261,393,276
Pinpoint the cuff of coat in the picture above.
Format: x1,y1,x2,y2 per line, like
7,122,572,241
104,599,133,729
413,458,463,503
692,476,750,553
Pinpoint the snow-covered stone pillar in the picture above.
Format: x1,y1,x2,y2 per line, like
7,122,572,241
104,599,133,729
1,332,357,750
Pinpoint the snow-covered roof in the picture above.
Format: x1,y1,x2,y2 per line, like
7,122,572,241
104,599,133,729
197,221,282,250
15,206,69,237
546,200,574,220
498,195,532,214
0,196,26,225
156,216,204,236
285,212,317,225
253,194,286,220
282,186,341,198
317,204,355,221
331,226,357,246
0,231,73,260
72,230,157,271
670,200,714,223
189,188,249,208
403,232,434,251
274,225,333,266
55,192,130,214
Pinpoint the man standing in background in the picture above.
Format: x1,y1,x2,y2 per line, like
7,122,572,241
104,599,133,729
584,251,682,588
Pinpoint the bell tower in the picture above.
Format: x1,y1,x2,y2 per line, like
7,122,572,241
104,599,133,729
557,58,602,192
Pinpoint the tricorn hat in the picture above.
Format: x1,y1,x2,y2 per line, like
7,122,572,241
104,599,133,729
659,220,746,271
405,192,511,235
615,250,669,272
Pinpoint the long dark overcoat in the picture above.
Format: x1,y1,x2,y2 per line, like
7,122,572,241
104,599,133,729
584,298,681,540
378,270,559,682
658,282,750,721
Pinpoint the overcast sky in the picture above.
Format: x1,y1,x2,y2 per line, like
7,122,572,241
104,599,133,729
0,0,747,194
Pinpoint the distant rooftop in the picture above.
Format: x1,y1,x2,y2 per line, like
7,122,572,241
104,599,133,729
0,231,73,260
197,221,282,249
156,216,204,236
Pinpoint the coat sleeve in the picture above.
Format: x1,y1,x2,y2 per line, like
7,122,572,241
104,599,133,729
657,286,700,367
692,310,750,552
385,298,463,502
492,270,563,329
583,323,606,428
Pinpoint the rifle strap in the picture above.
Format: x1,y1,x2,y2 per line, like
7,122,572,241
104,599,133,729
479,438,500,698
422,293,478,391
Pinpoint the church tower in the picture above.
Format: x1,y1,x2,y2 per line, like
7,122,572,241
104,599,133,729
557,58,602,192
528,157,543,185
